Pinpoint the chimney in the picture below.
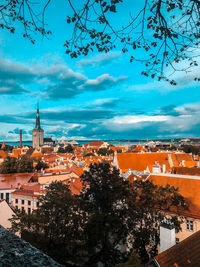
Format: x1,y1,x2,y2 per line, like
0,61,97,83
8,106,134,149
20,130,22,147
160,220,176,253
162,164,166,173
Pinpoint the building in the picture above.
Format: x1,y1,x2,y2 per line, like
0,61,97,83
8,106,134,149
114,152,194,174
148,229,200,266
43,137,54,145
11,183,43,214
32,104,44,149
0,173,33,204
0,200,15,229
127,172,200,245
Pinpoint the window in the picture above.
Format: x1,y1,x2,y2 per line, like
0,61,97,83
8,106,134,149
36,202,39,207
28,208,31,215
186,219,194,231
0,193,3,199
6,193,9,203
28,200,31,206
176,238,179,244
21,200,24,205
15,206,18,210
22,207,25,211
15,199,18,204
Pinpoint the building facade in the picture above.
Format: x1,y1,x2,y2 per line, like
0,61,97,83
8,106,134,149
32,105,44,149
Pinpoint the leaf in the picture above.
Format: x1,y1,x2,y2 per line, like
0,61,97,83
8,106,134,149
110,5,116,12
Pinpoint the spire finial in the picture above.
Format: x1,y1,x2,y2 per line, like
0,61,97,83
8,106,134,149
35,103,41,129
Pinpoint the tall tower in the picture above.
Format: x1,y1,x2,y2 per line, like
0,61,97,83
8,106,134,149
19,130,22,147
32,104,44,149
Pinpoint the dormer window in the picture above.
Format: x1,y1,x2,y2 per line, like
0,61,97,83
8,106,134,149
186,219,194,231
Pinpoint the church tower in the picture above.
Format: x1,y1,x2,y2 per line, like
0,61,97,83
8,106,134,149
32,104,44,149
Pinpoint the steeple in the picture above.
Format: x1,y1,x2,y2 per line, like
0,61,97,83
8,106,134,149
34,103,42,130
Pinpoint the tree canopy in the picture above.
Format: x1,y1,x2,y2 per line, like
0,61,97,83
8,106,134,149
97,147,113,156
10,162,187,266
34,160,48,171
0,156,33,173
10,181,85,266
57,144,74,153
1,0,200,83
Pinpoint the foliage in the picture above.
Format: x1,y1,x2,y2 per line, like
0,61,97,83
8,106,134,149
16,156,34,173
58,144,74,153
83,152,95,157
1,144,13,152
0,156,33,173
181,145,200,155
120,251,144,267
97,147,113,156
0,156,18,173
9,182,85,266
1,1,200,82
34,160,48,171
10,163,187,266
80,162,137,266
131,180,187,263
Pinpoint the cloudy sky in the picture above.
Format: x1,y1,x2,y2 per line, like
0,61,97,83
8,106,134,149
0,1,200,141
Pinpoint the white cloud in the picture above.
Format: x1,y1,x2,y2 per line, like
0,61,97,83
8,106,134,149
78,51,121,68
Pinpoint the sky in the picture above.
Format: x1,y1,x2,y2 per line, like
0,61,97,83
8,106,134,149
0,0,200,141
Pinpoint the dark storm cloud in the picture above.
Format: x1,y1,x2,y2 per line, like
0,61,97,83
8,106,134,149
0,57,35,83
0,56,127,98
23,108,116,123
8,128,28,134
156,105,180,116
0,81,28,95
0,114,31,124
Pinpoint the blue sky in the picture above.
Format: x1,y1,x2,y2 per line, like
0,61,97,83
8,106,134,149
0,1,200,141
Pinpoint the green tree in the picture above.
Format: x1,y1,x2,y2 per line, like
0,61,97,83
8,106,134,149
57,146,65,153
80,163,187,265
9,163,187,266
0,156,17,173
83,152,95,157
17,156,34,173
58,144,74,153
97,147,113,156
120,251,144,267
80,162,138,266
64,144,74,153
131,180,187,263
35,160,48,171
0,156,34,174
10,182,85,266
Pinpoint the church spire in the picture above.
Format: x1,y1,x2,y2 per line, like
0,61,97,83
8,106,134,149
35,103,41,130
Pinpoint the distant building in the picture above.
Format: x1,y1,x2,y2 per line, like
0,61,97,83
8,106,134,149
44,137,54,145
32,104,44,149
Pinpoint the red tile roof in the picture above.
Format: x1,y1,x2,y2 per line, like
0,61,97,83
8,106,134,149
172,167,200,176
132,145,148,153
154,230,200,267
0,150,7,159
117,152,195,173
171,153,192,167
149,174,200,219
63,178,83,195
117,152,170,173
83,141,104,147
0,173,33,189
